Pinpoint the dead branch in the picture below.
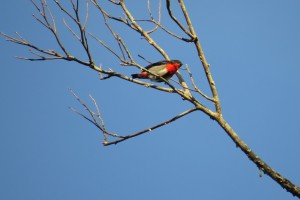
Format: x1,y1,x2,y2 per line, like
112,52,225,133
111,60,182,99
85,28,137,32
69,88,198,145
173,0,221,113
166,0,194,39
1,0,299,197
185,64,215,102
104,107,198,146
144,0,161,34
69,88,124,142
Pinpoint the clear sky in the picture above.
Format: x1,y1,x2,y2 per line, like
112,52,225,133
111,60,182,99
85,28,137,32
1,1,300,200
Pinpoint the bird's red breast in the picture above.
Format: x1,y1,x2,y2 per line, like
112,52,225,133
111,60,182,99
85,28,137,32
166,62,181,75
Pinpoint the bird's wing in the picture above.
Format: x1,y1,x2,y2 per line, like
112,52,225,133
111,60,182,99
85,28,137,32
145,60,168,69
148,64,168,76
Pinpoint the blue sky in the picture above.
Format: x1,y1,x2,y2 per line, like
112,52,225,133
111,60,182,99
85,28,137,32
1,1,300,199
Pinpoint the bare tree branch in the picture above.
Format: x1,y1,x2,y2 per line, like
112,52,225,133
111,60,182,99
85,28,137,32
104,107,198,146
89,33,125,63
134,19,193,42
1,0,299,197
216,116,300,197
0,31,65,60
69,88,198,145
104,108,197,146
185,64,215,102
92,0,137,31
166,0,194,39
63,18,81,41
144,0,161,34
32,0,71,56
175,0,221,113
69,88,124,141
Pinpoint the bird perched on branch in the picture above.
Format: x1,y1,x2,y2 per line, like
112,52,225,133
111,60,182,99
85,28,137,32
131,60,183,82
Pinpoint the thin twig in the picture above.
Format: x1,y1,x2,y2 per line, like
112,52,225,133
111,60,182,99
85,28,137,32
138,55,152,64
89,33,124,62
134,19,193,42
89,94,107,142
185,64,215,102
92,1,135,64
92,0,137,30
63,18,81,41
145,0,161,34
169,77,198,93
166,0,194,39
104,107,198,146
68,88,124,140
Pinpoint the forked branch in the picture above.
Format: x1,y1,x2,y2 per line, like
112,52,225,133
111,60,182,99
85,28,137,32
69,89,198,146
1,0,299,197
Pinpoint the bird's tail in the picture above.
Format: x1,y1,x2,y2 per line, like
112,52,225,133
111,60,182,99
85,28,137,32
131,74,140,79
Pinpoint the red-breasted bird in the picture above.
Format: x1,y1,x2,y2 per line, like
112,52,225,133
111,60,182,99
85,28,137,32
131,60,183,82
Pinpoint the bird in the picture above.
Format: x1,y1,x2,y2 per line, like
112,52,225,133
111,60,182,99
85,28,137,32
131,60,183,82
